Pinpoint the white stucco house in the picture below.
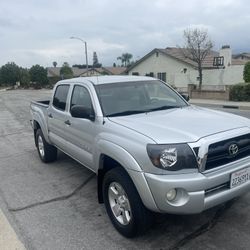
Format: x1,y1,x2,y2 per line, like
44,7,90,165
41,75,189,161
127,46,247,90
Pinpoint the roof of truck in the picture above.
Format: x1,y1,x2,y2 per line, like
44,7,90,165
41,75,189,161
59,75,156,85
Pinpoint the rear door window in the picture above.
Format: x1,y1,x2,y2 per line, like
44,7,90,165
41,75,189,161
52,85,70,111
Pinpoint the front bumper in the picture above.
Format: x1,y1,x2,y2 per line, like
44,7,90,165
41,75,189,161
144,156,250,214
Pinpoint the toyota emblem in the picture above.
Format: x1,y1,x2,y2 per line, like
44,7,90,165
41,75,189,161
228,144,238,156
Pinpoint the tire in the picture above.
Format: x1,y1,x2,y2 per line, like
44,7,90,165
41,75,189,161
103,167,152,238
35,129,57,163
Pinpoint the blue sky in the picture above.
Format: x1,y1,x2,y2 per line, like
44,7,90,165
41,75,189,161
0,0,250,68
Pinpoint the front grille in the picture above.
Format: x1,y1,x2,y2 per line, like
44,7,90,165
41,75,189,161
205,133,250,170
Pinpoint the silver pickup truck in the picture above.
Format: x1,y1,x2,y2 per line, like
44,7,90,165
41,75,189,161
30,75,250,237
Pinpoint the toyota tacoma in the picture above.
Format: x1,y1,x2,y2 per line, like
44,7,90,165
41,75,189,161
30,76,250,237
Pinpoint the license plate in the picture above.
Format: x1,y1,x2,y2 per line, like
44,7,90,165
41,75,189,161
230,167,250,189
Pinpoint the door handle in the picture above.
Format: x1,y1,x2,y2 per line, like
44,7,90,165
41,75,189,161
64,120,71,125
48,113,53,118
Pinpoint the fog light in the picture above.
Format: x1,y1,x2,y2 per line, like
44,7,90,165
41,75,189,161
166,189,177,201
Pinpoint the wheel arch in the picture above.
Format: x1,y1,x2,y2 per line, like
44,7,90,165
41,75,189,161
97,154,121,203
33,120,41,146
32,118,50,144
96,140,142,202
96,140,158,212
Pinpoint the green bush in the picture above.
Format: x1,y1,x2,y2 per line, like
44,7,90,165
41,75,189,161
48,76,61,86
230,83,250,101
243,62,250,83
29,65,48,85
60,62,73,79
0,62,20,86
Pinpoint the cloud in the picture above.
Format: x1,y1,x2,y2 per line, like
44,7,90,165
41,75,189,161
0,0,249,67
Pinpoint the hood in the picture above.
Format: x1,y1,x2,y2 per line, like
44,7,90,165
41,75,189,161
108,106,250,144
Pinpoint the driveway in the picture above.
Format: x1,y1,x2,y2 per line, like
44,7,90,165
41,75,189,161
0,90,249,250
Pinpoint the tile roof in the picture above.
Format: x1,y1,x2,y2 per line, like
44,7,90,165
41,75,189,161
128,47,247,71
102,66,126,75
47,66,126,77
47,67,86,77
233,53,250,61
159,47,220,68
231,59,246,65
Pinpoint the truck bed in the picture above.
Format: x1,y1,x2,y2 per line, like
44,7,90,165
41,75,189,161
31,100,50,107
30,100,50,133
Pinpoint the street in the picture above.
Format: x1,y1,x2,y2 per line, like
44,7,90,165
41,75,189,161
0,89,250,250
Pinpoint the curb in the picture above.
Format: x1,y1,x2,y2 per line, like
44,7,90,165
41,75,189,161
222,105,239,109
190,102,250,111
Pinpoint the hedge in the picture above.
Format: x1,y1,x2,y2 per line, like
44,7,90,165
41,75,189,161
243,62,250,83
230,83,250,101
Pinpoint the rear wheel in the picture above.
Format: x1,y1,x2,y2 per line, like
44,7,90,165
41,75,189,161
103,167,152,238
35,129,57,163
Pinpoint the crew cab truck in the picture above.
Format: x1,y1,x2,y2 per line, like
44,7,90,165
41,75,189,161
30,76,250,237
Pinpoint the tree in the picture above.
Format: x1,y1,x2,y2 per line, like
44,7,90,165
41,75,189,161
0,69,2,86
117,53,133,67
113,62,116,67
183,28,213,89
60,62,73,79
92,52,102,68
0,62,20,86
29,64,48,85
19,67,30,86
243,62,250,82
93,52,98,65
53,61,57,67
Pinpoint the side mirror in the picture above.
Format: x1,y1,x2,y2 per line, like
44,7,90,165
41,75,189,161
181,94,190,102
71,105,95,121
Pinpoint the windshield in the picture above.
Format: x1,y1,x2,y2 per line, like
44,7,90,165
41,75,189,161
95,80,188,117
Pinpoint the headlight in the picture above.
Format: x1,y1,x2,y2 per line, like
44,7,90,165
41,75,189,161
147,144,198,171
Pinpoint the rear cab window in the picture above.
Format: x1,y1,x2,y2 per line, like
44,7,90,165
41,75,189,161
52,84,70,111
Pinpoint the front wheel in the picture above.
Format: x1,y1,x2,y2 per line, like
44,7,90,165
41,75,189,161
103,168,152,238
35,129,57,163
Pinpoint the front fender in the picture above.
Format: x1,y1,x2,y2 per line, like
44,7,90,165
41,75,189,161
95,139,159,211
95,139,142,172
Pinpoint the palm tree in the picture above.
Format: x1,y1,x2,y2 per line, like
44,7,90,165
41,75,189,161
117,53,133,67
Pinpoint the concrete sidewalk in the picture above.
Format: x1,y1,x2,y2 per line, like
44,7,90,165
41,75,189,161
190,99,250,110
0,209,25,250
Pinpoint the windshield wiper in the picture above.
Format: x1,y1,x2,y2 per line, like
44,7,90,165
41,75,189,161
148,105,181,112
107,110,147,117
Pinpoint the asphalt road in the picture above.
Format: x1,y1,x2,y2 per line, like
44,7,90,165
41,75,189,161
0,89,250,250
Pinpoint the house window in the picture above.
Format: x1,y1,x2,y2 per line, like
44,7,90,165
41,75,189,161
156,52,159,57
145,72,154,77
213,56,224,66
157,72,166,82
132,72,139,76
